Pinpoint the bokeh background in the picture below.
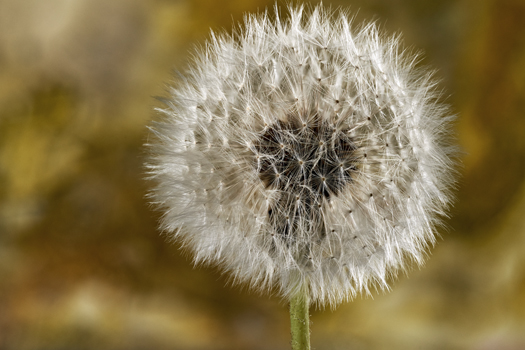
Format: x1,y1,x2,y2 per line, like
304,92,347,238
1,0,524,349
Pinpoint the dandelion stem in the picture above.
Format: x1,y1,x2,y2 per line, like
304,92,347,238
290,284,310,350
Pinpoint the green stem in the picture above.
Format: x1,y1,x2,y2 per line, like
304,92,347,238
290,285,311,350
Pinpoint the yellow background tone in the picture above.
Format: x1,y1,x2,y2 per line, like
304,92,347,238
1,0,524,349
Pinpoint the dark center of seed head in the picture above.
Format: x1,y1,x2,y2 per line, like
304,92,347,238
254,116,358,238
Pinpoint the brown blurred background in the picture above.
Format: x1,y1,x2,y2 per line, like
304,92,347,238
1,0,524,349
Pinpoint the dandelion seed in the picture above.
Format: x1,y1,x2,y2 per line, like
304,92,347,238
147,5,456,308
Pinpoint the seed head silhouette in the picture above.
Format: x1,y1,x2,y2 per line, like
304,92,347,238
147,5,457,307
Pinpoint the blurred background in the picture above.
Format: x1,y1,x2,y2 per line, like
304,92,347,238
1,0,524,349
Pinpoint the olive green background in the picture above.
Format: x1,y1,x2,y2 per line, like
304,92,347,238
1,0,524,349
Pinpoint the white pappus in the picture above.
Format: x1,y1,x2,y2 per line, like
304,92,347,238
147,4,457,307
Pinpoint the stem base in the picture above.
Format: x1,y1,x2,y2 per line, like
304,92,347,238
290,287,310,350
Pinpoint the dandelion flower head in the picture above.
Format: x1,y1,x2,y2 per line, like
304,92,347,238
148,5,456,307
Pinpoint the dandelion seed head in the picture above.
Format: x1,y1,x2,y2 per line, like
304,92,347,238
147,5,457,307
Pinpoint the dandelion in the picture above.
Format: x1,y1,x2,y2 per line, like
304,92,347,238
147,4,456,349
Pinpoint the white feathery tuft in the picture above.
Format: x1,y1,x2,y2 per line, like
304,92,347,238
146,4,457,307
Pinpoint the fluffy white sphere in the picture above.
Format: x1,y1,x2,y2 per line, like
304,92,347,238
147,5,456,307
